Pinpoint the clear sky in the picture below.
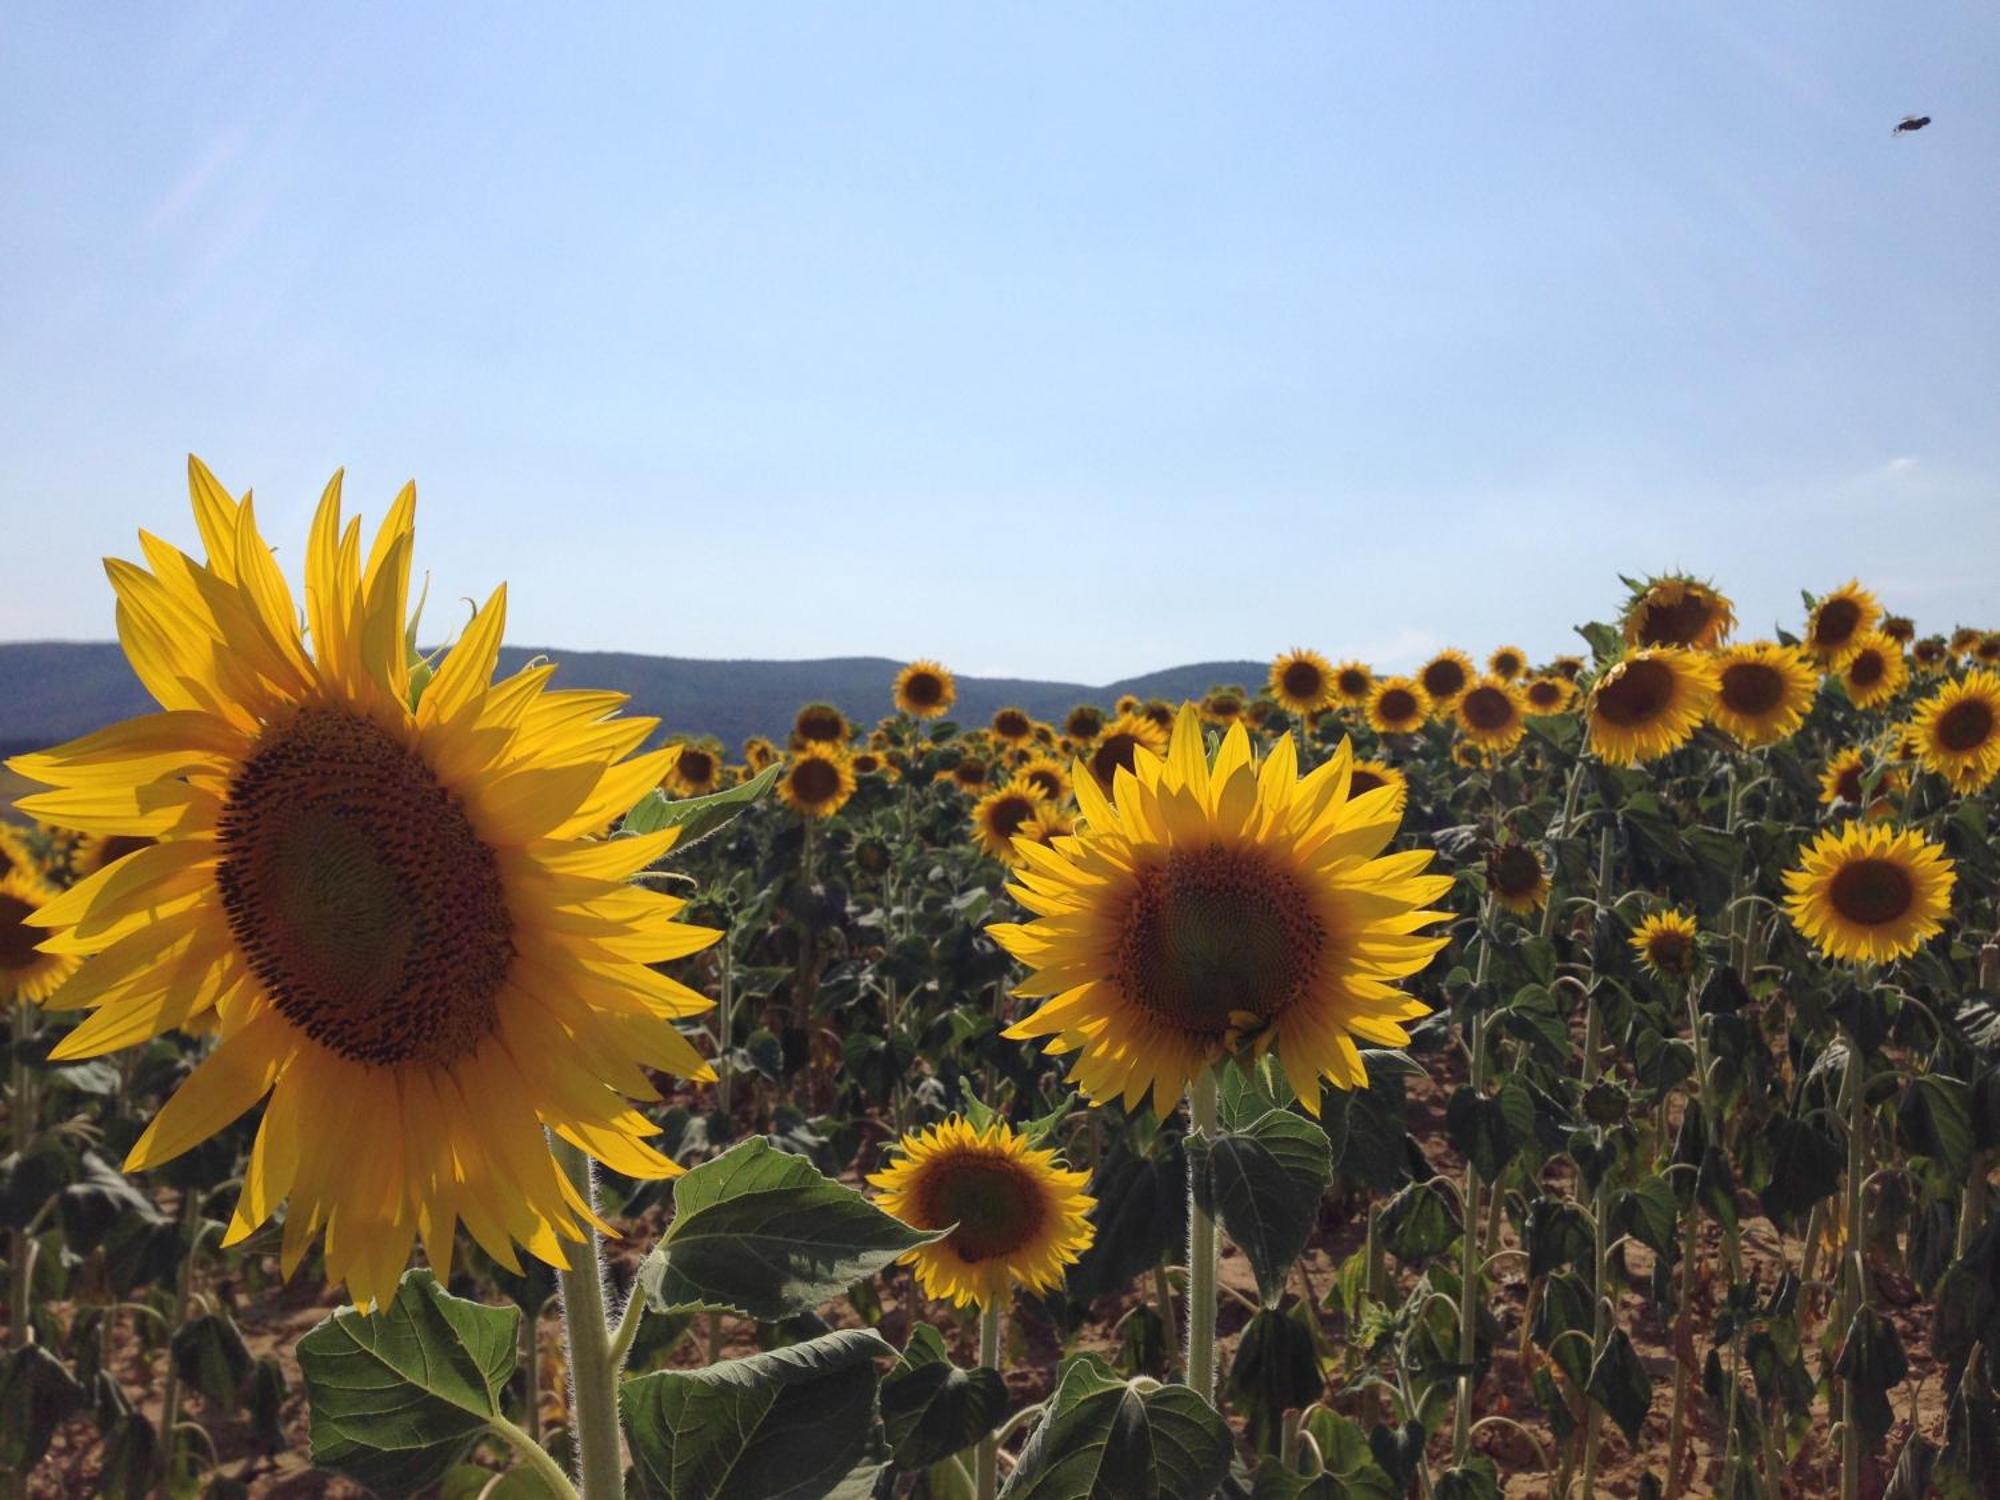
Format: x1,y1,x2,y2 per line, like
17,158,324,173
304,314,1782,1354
3,5,1994,683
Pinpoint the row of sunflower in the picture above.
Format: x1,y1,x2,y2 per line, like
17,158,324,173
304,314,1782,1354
2,470,1998,1500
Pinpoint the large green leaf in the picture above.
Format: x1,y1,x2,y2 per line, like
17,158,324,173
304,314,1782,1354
621,1327,894,1500
639,1138,939,1320
999,1357,1232,1500
881,1323,1008,1470
0,1344,86,1474
1190,1109,1332,1306
298,1269,521,1498
623,762,781,847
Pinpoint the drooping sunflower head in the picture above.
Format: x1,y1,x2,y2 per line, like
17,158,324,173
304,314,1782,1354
1805,582,1881,665
1910,671,2000,794
1880,614,1915,645
1018,754,1072,805
971,781,1052,862
990,706,1452,1117
1418,650,1474,710
1367,677,1430,737
743,735,780,772
6,460,721,1310
1345,758,1408,811
1454,677,1528,756
1630,910,1701,980
1550,655,1588,682
1584,649,1719,766
1839,632,1908,711
1709,642,1818,749
1269,649,1335,716
1486,843,1549,916
1621,575,1736,650
780,747,857,820
1333,661,1374,706
869,1118,1095,1310
1911,637,1951,675
894,659,956,719
0,869,80,1004
1084,712,1169,792
792,702,852,749
1141,699,1177,733
661,740,725,797
1784,822,1954,966
1819,748,1903,818
1064,704,1106,742
1522,675,1577,716
991,706,1036,745
1487,645,1528,681
1199,687,1249,727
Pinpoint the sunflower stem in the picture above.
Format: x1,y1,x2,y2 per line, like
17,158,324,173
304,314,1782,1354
490,1411,583,1500
1453,895,1495,1466
975,1299,1004,1500
1185,1066,1221,1405
551,1138,626,1500
1839,1023,1869,1500
7,1001,32,1500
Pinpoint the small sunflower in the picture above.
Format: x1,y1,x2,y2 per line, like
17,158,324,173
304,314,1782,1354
869,1118,1095,1310
1269,649,1336,716
949,755,992,793
64,831,157,884
1805,582,1881,665
1709,642,1818,748
1018,754,1072,805
1367,678,1429,737
1199,687,1249,728
1454,677,1528,756
780,746,856,819
661,741,724,797
1880,615,1915,645
1345,758,1408,810
1784,822,1954,965
1621,575,1736,650
894,660,957,719
1418,650,1475,711
1019,802,1075,850
1083,712,1169,792
1977,633,2000,668
971,781,1052,862
1140,700,1176,733
1948,626,1981,658
792,702,852,749
1585,649,1719,766
0,869,80,1003
1550,655,1588,682
1909,672,2000,793
991,706,1036,746
1486,843,1548,916
851,750,895,780
1064,704,1106,742
0,823,42,880
1522,675,1576,716
1630,910,1700,980
1839,632,1908,711
1487,645,1528,682
1114,694,1142,716
1333,661,1374,707
1911,638,1951,675
989,707,1451,1116
743,736,779,773
1819,748,1903,817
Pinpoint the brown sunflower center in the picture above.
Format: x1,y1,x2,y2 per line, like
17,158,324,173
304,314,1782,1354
1460,686,1515,732
919,1154,1046,1262
794,706,846,743
1281,661,1325,701
1646,930,1694,975
217,708,513,1069
952,757,988,787
1024,767,1063,800
1116,843,1325,1036
902,671,945,710
1848,650,1886,689
1833,764,1865,803
983,793,1039,842
1489,845,1542,898
1720,661,1785,717
1937,698,1995,753
1594,658,1675,726
790,756,843,805
679,749,716,784
1337,668,1370,697
1527,681,1564,710
1065,706,1104,740
1378,688,1419,725
1091,733,1142,787
1813,598,1861,648
1349,767,1385,796
1494,652,1523,676
1636,593,1713,647
1421,659,1467,700
1828,857,1914,928
993,709,1032,740
0,896,42,972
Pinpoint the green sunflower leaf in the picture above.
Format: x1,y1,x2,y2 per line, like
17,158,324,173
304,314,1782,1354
1189,1108,1333,1307
881,1323,1009,1470
621,1328,895,1500
998,1356,1232,1500
623,762,781,848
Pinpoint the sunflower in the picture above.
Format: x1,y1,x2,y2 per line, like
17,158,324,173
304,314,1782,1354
1839,632,1908,711
1784,822,1954,965
851,750,896,781
1911,638,1951,675
1019,802,1075,851
869,1118,1094,1310
1269,649,1335,716
1630,910,1700,980
1084,712,1169,792
1522,675,1576,716
743,735,779,773
989,707,1451,1117
1621,575,1735,650
1805,582,1881,665
1709,642,1818,748
1332,661,1374,707
1454,677,1528,756
1018,754,1072,806
894,660,957,719
1977,633,2000,667
792,702,852,750
0,823,40,881
1451,742,1487,770
1585,649,1719,766
1550,655,1588,682
949,755,992,793
1909,672,2000,793
991,706,1036,746
780,747,857,820
1367,678,1429,737
6,460,718,1309
661,741,724,797
1487,645,1528,682
0,869,80,1004
1141,700,1176,733
1819,748,1903,818
1064,704,1106,742
1486,843,1548,916
1880,614,1915,645
1345,758,1408,811
971,781,1052,862
1114,694,1141,716
1199,687,1249,728
1418,650,1475,711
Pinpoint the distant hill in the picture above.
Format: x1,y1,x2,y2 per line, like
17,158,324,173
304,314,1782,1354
0,642,1267,757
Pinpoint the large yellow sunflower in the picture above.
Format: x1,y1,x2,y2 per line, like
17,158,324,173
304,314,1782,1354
779,746,857,818
7,460,717,1309
869,1118,1094,1310
971,781,1052,863
1805,582,1881,665
1418,650,1475,713
1584,649,1719,766
894,660,956,719
0,869,80,1003
989,707,1451,1117
1621,576,1735,650
1454,676,1528,756
1784,822,1954,965
1084,712,1169,792
1839,631,1908,711
1708,642,1818,748
1269,649,1336,716
1909,672,2000,793
1630,910,1700,980
1367,678,1429,737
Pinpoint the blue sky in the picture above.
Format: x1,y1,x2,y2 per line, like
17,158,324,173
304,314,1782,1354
2,5,1994,683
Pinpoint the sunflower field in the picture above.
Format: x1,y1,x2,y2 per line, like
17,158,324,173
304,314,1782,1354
3,465,2000,1500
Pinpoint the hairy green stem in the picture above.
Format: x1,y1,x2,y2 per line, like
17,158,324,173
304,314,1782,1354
552,1139,626,1500
491,1412,583,1500
976,1299,1004,1500
1185,1068,1221,1404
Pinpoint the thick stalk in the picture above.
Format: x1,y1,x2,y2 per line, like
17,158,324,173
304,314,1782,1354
1185,1068,1221,1403
1580,823,1612,1497
552,1139,625,1500
157,1187,204,1481
8,999,32,1357
715,933,737,1121
1153,1263,1180,1374
1538,760,1585,941
1840,1027,1868,1500
519,1301,542,1447
975,1300,1004,1500
1453,898,1495,1464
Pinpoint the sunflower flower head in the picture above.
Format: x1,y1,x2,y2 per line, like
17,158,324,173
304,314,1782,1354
1269,649,1336,716
1805,582,1881,665
1585,649,1719,766
780,745,857,819
1839,632,1908,711
1366,677,1429,737
0,868,80,1004
1486,843,1549,916
1909,671,2000,794
1454,676,1529,756
1630,909,1701,980
1620,575,1736,650
1784,822,1954,966
1709,642,1818,749
894,660,956,720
